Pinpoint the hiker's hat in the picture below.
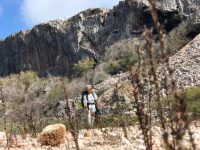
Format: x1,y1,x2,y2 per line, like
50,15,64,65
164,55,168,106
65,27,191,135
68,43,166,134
85,85,93,90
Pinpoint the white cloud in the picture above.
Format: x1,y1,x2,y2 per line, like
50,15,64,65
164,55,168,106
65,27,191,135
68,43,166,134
20,0,121,26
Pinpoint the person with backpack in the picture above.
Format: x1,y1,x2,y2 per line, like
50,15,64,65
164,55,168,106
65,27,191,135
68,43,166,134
81,85,99,127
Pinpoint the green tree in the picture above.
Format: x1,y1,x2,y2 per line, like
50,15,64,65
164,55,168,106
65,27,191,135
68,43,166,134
73,58,96,76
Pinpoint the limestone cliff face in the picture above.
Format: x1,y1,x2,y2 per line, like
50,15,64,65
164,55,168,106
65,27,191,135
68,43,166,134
0,0,199,76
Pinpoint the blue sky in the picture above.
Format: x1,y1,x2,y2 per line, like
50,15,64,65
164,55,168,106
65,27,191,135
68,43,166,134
0,0,121,39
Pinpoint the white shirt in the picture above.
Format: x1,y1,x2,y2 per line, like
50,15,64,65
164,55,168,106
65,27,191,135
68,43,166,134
83,92,98,106
83,92,98,113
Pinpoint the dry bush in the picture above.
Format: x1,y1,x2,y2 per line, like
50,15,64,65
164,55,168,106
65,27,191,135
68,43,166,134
60,77,80,150
91,64,109,85
129,0,197,149
39,124,66,146
0,72,68,136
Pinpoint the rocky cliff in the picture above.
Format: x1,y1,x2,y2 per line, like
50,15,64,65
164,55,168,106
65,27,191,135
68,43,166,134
0,0,199,76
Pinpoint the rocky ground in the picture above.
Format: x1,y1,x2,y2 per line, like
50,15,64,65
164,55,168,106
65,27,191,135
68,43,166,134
1,124,200,150
169,34,200,89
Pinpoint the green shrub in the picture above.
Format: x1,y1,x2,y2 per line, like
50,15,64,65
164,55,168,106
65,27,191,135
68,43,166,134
73,58,96,76
19,71,39,89
104,61,120,75
118,50,138,70
104,52,138,75
151,86,200,120
192,106,200,120
103,40,140,75
185,87,200,120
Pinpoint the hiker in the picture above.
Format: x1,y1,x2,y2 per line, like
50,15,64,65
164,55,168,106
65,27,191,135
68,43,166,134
82,85,100,127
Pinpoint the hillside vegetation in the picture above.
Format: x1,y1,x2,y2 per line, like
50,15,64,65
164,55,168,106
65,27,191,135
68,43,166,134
0,0,200,149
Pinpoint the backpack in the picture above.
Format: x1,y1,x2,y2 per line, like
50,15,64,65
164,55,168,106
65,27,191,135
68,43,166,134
81,91,96,107
81,91,102,116
81,91,88,107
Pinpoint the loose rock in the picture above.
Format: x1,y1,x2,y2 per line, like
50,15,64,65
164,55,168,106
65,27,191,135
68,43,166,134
38,124,66,146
